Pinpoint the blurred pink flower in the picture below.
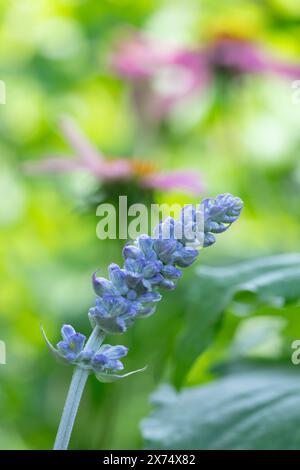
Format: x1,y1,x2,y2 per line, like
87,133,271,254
25,117,203,195
111,31,300,122
110,32,162,79
111,32,205,85
110,32,207,124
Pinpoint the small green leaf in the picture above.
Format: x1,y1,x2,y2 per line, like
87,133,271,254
95,366,147,383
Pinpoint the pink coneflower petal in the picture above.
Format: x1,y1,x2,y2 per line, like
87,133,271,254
208,37,267,74
142,170,203,195
209,36,300,79
60,117,104,173
110,32,158,78
23,155,85,174
60,118,134,180
268,61,300,79
24,117,204,194
94,159,133,181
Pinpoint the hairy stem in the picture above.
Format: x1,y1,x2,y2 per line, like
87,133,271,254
53,326,105,450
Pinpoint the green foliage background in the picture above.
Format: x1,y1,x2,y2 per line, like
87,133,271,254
1,0,300,449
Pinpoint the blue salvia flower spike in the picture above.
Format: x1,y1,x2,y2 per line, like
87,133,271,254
46,193,243,450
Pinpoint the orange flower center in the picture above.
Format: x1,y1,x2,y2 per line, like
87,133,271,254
130,159,157,177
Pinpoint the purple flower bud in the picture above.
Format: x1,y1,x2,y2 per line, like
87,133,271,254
135,305,157,317
137,235,155,259
103,344,128,359
125,271,141,289
174,245,198,267
161,265,182,279
61,324,76,341
159,279,177,290
108,264,128,295
89,294,136,334
203,232,216,247
92,273,116,296
153,238,178,264
138,291,162,303
91,344,128,372
202,193,243,247
142,260,162,278
127,289,138,300
145,273,164,286
57,325,86,363
123,245,143,260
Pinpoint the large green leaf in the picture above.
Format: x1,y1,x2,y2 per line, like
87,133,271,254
142,368,300,450
173,254,300,386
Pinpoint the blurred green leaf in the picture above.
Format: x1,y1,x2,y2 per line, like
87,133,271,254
173,254,300,386
142,367,300,449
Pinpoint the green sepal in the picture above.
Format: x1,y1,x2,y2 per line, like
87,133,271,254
40,325,71,366
95,366,147,383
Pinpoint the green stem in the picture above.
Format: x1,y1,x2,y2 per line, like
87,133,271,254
53,326,105,450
